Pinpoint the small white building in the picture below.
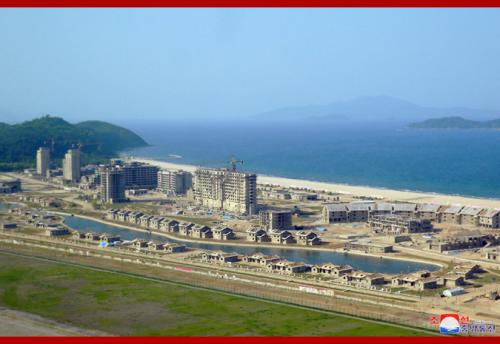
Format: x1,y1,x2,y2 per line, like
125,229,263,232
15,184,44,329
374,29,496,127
442,287,465,297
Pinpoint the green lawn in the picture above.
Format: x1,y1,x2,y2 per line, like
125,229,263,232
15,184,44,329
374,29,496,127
0,252,429,336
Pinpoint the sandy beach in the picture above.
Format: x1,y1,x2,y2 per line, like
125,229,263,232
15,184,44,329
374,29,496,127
136,158,500,209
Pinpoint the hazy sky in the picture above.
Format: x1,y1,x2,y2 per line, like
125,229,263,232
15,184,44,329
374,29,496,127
1,8,500,123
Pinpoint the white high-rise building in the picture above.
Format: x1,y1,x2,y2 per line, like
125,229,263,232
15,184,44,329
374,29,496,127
36,147,50,177
193,168,257,215
63,148,81,183
158,169,192,195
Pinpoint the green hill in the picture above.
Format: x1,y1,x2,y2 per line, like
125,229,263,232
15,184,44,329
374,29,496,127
409,116,500,129
0,115,148,171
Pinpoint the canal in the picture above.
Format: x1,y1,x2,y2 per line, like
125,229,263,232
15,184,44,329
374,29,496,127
63,215,440,274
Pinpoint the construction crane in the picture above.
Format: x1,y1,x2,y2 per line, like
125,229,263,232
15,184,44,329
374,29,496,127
194,157,244,171
228,157,244,171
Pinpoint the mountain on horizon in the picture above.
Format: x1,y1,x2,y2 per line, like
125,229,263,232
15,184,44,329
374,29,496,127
254,95,500,122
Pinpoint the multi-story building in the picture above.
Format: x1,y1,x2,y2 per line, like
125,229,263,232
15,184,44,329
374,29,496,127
439,205,464,224
193,168,257,215
459,206,484,227
63,148,81,183
120,161,158,189
99,166,126,204
369,215,433,234
259,209,293,230
479,209,500,228
36,147,50,177
157,169,192,195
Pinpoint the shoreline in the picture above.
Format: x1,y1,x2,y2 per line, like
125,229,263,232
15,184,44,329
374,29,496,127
134,157,500,208
55,211,443,272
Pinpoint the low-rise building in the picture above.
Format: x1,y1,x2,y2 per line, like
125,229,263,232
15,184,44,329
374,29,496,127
479,209,500,228
416,203,441,221
140,215,154,228
485,248,499,261
439,205,464,224
45,227,71,237
133,239,148,249
179,223,195,236
296,231,321,245
266,260,309,274
259,209,293,230
242,253,281,265
344,240,393,254
72,230,85,239
212,227,235,240
246,228,270,242
99,234,120,243
341,272,385,287
148,216,165,231
369,215,433,234
191,225,213,239
85,232,100,241
459,206,484,227
346,202,371,222
322,204,348,223
437,273,466,287
117,210,131,222
391,203,417,217
269,230,296,244
369,202,393,217
201,251,240,264
311,264,352,277
429,234,500,252
160,219,180,232
147,241,165,251
164,243,186,253
391,271,436,290
128,211,144,225
106,209,119,220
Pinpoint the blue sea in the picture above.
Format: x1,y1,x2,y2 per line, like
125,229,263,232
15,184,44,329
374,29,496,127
121,119,500,200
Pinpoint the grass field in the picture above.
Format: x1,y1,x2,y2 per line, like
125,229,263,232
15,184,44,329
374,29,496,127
0,252,430,336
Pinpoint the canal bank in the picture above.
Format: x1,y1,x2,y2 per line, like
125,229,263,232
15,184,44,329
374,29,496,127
61,213,441,274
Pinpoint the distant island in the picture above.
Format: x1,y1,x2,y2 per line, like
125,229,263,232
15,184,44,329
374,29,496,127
409,116,500,129
0,115,148,171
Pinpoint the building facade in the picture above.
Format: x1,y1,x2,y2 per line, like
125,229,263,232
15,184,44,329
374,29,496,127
36,147,50,177
99,166,126,204
120,161,158,189
259,209,293,230
63,148,81,183
193,168,257,215
157,169,192,195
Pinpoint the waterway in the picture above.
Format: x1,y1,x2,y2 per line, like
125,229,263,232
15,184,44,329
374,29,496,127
63,215,440,274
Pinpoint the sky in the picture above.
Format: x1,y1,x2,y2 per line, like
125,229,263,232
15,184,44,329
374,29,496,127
1,8,500,123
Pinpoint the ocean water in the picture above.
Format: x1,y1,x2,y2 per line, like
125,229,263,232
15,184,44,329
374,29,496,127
122,119,500,199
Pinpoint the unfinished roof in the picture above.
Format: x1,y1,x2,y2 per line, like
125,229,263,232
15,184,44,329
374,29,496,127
346,202,372,212
459,206,484,216
417,203,441,213
392,203,417,212
480,208,500,217
441,205,464,214
373,202,393,211
324,203,348,212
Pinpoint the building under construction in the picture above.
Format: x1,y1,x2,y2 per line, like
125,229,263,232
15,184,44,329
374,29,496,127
193,167,257,216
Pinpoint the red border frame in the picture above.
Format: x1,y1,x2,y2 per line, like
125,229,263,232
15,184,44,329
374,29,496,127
0,0,500,6
1,337,500,342
0,3,498,343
